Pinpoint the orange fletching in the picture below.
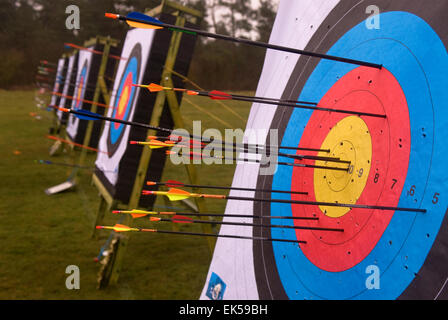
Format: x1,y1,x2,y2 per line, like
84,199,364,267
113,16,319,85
148,83,164,92
131,213,149,219
169,188,190,195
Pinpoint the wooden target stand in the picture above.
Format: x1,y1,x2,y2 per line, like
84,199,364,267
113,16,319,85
92,1,214,288
45,36,120,195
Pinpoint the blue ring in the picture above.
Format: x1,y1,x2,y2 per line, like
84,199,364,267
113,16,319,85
270,11,448,299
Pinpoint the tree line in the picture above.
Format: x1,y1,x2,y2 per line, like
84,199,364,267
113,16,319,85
0,0,276,90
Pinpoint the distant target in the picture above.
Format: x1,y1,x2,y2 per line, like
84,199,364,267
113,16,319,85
107,44,141,156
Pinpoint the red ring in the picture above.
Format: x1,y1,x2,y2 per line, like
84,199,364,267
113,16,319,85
290,67,411,272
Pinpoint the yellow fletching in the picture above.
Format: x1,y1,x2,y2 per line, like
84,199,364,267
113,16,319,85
129,209,152,214
166,194,190,201
145,139,173,149
166,188,191,201
126,20,163,30
111,224,136,232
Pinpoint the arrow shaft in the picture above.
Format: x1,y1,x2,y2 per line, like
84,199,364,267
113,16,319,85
161,135,330,153
152,228,306,244
176,141,347,164
64,43,125,60
145,188,427,213
116,14,382,69
196,91,385,118
47,135,109,155
160,212,318,221
51,92,111,109
223,195,427,213
150,181,308,195
160,217,343,232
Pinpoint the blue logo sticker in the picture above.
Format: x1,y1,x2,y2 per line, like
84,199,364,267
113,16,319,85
206,272,226,300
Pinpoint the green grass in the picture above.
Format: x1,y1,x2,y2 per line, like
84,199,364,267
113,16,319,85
0,89,252,299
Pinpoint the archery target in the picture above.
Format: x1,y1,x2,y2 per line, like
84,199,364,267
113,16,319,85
94,14,199,206
66,49,94,142
49,57,67,107
202,0,448,300
57,53,78,124
65,43,117,147
95,28,155,187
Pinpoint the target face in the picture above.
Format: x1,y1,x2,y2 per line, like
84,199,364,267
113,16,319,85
95,27,155,188
106,44,141,156
71,60,88,116
66,49,93,141
50,58,66,107
57,53,78,122
202,0,448,300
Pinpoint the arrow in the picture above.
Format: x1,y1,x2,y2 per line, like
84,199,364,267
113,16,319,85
134,83,385,118
105,12,382,69
52,106,330,155
113,209,319,221
35,159,116,172
64,42,126,61
132,139,350,166
134,83,317,106
164,149,349,172
130,139,176,149
46,135,110,155
146,134,330,153
52,105,348,173
96,224,307,244
146,179,308,196
35,159,95,170
149,215,344,232
143,187,427,213
50,91,112,109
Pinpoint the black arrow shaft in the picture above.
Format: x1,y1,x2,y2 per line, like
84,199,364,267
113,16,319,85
153,182,308,195
162,217,343,232
151,228,306,244
119,15,383,69
221,195,427,213
160,211,318,220
197,91,386,118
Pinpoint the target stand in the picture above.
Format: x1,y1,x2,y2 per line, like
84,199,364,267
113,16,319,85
45,36,120,195
91,1,213,288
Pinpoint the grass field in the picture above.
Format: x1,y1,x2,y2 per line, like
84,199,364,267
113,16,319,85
0,88,252,299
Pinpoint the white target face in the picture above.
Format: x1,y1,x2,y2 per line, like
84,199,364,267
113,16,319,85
201,0,338,300
57,53,77,121
66,49,94,140
50,58,66,107
95,28,156,186
202,0,448,300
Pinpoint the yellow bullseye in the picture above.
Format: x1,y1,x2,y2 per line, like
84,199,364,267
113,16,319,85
118,85,130,115
314,116,372,218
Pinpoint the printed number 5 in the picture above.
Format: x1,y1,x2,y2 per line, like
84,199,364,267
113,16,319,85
432,192,440,204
